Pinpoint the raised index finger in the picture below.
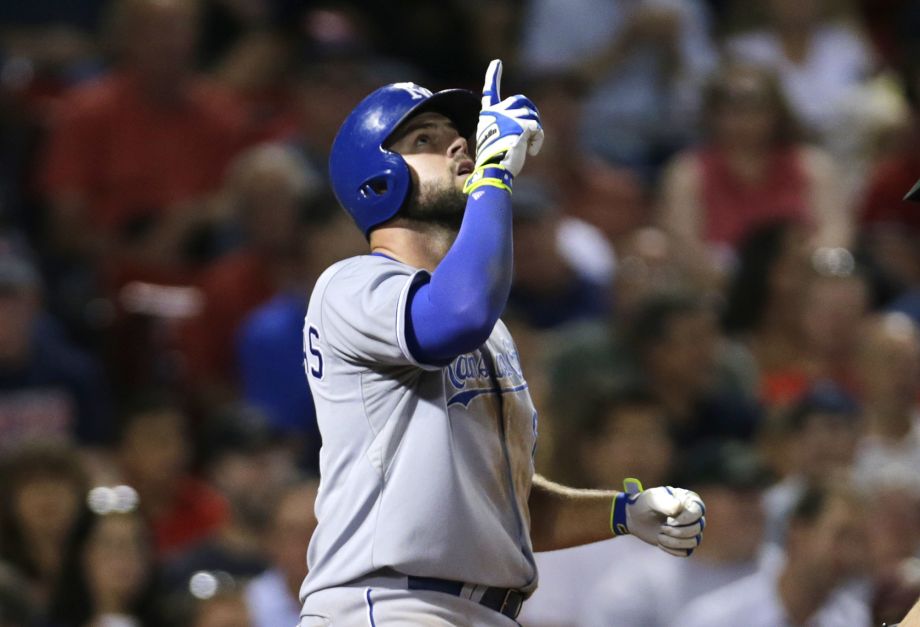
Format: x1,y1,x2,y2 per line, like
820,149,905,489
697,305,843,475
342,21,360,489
481,59,503,109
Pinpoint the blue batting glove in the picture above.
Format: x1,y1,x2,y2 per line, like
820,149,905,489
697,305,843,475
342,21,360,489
473,59,544,177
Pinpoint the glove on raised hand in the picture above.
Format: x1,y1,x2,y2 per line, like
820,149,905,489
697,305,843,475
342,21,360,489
472,59,543,177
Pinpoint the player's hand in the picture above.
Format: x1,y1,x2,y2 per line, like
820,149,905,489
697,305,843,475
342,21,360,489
473,59,544,177
611,480,705,557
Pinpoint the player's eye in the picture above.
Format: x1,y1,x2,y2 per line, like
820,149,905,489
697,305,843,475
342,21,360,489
415,134,431,147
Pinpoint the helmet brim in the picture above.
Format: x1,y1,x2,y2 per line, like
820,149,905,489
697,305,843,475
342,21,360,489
906,177,920,202
387,89,480,144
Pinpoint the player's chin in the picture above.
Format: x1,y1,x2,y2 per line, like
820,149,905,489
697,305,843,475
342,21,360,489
454,173,469,189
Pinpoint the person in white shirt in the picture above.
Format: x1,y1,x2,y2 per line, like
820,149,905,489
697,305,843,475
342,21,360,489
762,380,860,549
677,482,871,627
853,313,920,483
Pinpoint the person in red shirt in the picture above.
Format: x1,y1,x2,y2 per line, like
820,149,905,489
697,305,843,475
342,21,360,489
176,143,364,405
659,63,849,285
40,0,247,274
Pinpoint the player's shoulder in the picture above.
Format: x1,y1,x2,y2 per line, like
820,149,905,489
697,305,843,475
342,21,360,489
310,254,425,311
315,254,419,288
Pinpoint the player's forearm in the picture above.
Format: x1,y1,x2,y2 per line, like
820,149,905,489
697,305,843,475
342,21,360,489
528,474,618,552
408,186,513,362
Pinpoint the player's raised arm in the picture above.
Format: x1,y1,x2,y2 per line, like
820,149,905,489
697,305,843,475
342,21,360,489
405,60,544,364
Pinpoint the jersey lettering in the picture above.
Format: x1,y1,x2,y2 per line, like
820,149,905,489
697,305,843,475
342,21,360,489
307,325,324,380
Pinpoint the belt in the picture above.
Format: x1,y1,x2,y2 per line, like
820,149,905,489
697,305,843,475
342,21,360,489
407,575,525,620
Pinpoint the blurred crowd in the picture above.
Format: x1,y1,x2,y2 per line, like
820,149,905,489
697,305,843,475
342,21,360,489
0,0,919,625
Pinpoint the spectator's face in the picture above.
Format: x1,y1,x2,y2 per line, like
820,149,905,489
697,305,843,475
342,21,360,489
579,404,674,488
0,289,37,363
648,310,718,392
119,411,189,486
697,485,764,562
270,486,318,584
801,276,868,356
713,84,778,149
13,476,80,541
789,412,858,479
209,449,293,530
125,0,197,81
194,597,251,627
83,514,149,609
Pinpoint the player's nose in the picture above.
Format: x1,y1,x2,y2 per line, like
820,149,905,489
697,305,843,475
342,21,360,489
447,135,470,158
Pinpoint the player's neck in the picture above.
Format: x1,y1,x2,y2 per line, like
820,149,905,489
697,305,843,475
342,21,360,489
370,222,456,272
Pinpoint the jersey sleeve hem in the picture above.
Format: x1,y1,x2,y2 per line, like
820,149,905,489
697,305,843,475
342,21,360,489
396,269,443,372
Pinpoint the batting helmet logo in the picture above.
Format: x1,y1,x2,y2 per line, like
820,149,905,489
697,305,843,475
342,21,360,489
329,83,479,237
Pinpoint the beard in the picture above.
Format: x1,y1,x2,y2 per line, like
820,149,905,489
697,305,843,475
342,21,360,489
399,182,467,232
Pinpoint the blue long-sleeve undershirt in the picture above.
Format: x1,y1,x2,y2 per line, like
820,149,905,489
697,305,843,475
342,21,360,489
404,185,513,365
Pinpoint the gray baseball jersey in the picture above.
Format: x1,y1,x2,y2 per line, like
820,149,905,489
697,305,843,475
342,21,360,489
299,254,539,604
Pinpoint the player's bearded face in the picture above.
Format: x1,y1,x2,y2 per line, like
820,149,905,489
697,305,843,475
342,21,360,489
400,181,467,231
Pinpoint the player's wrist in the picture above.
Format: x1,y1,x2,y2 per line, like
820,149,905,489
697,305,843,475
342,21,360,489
610,492,630,536
463,163,513,195
610,477,643,537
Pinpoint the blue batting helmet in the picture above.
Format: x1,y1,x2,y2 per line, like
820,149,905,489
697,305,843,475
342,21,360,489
329,82,479,236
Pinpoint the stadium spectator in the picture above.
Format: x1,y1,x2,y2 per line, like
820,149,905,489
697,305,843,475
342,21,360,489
0,442,87,608
580,441,772,627
0,242,111,448
213,30,301,143
676,483,871,627
722,220,818,407
658,63,848,282
627,292,762,449
545,290,760,463
853,312,920,479
176,143,329,403
761,381,861,547
244,480,319,627
163,406,297,589
46,485,162,627
520,0,718,179
116,396,228,559
39,0,247,272
798,261,871,394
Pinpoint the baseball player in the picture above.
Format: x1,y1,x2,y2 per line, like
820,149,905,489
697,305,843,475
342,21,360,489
299,60,706,626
